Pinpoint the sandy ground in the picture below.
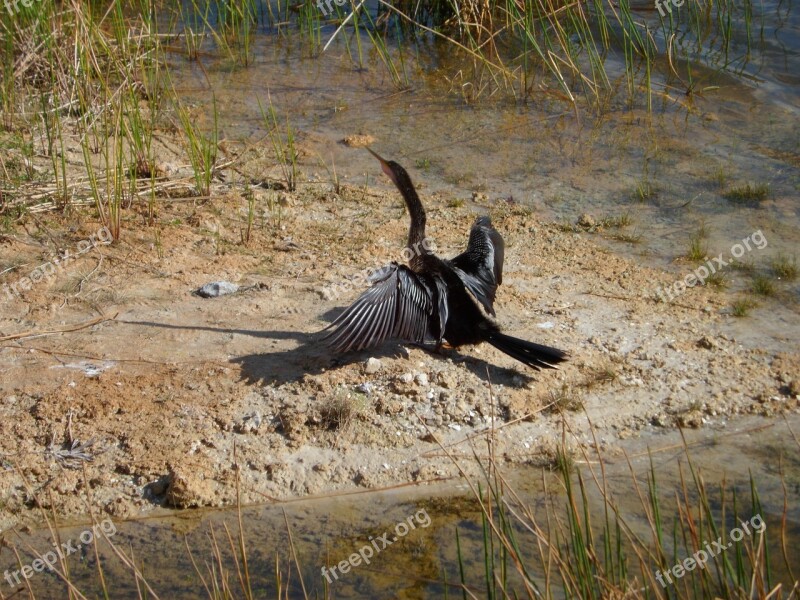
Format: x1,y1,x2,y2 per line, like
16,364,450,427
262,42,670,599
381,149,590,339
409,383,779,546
1,141,798,533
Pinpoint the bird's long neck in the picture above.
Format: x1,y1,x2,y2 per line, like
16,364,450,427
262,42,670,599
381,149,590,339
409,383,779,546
399,182,427,250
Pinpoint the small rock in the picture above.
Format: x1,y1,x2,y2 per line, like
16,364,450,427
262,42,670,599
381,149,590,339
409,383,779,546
365,358,382,374
651,413,670,427
342,134,375,147
399,373,414,384
356,382,373,395
164,467,217,509
577,213,596,229
436,371,457,389
196,281,239,298
471,191,488,202
235,411,263,434
678,410,704,429
376,398,405,415
696,336,716,350
415,373,429,386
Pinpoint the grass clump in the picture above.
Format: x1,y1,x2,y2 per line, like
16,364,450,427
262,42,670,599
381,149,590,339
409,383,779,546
732,297,758,316
705,270,728,288
547,383,582,412
771,254,797,280
451,419,796,600
320,388,369,430
415,158,431,170
686,234,708,262
723,183,770,203
607,230,642,244
598,212,633,229
751,274,776,296
633,179,656,202
580,363,618,389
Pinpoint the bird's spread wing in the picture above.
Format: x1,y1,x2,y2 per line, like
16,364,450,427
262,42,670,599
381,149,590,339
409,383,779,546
323,263,439,352
449,216,505,315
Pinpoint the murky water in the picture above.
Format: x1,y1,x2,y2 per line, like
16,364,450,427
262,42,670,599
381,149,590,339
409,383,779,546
5,414,798,598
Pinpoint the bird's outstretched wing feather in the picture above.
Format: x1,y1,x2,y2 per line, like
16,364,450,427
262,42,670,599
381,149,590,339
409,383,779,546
323,263,438,352
449,216,505,315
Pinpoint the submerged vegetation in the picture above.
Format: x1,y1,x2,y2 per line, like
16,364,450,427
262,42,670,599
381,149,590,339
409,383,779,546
771,254,798,281
731,296,758,317
723,182,771,204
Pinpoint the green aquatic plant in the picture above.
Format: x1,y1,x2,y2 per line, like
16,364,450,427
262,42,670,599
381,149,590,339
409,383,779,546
599,213,633,229
751,273,775,296
607,229,642,244
176,95,219,198
704,270,727,288
259,94,298,192
731,297,757,316
723,183,770,203
633,179,656,202
686,234,708,262
771,254,797,281
447,416,793,600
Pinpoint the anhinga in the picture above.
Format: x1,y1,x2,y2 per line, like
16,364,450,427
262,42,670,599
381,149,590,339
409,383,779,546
323,149,568,370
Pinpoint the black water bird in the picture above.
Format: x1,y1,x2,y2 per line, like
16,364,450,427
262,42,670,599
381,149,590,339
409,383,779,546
323,150,567,370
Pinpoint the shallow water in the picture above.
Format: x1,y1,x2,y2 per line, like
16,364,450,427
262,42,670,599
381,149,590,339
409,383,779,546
5,414,798,597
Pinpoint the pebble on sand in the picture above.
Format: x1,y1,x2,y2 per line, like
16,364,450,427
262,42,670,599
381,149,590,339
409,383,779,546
196,281,239,298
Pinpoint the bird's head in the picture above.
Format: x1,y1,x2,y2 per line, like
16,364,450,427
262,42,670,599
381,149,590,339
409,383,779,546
366,148,413,192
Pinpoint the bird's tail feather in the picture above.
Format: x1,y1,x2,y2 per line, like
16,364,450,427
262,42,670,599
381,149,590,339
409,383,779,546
485,331,567,370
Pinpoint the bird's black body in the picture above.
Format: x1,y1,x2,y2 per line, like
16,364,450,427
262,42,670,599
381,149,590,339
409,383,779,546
323,152,567,370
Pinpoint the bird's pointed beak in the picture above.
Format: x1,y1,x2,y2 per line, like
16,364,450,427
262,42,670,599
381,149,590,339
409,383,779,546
366,147,397,186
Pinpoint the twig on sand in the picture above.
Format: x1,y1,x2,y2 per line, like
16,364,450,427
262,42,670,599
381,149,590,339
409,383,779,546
0,313,118,342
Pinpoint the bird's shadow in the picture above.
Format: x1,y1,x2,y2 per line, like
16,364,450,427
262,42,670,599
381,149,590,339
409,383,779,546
119,310,535,388
233,308,535,388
